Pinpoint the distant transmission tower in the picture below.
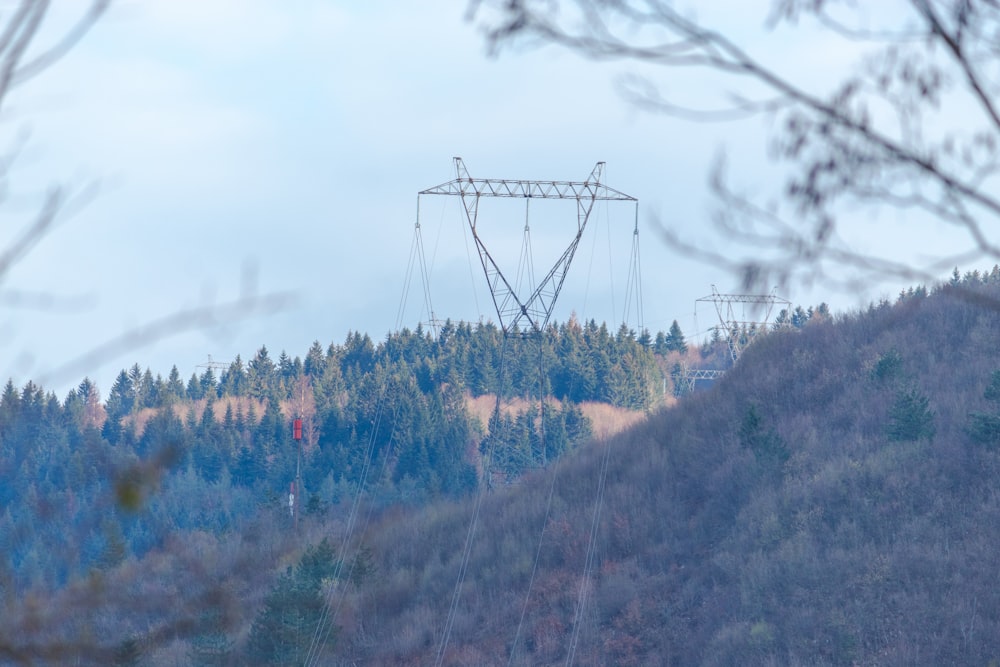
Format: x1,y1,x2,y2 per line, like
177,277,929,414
698,285,791,362
681,286,790,391
195,354,229,377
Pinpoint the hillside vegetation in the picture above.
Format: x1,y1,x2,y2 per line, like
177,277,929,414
5,273,999,664
332,275,1000,665
0,316,688,663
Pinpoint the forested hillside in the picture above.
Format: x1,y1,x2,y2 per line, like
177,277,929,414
329,271,1000,665
0,315,699,664
0,277,944,665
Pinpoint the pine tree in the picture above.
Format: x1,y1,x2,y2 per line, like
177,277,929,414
165,366,186,403
664,320,688,354
127,364,144,410
248,345,276,400
188,606,234,667
199,368,218,399
791,305,810,329
112,636,145,667
739,404,790,469
106,370,134,420
103,370,134,443
304,340,327,378
0,380,19,446
654,330,669,355
142,368,158,408
219,356,246,397
887,387,936,442
245,539,340,665
186,372,204,401
967,371,1000,447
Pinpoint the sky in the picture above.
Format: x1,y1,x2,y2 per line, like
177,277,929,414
0,0,955,397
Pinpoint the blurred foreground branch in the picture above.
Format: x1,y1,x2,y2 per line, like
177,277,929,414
473,0,1000,295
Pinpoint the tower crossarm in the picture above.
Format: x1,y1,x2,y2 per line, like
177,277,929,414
419,158,638,334
695,293,792,307
419,157,637,203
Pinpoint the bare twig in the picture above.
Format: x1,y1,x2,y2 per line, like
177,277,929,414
472,0,1000,295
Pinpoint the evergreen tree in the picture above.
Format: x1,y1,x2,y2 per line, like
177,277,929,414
186,372,204,401
193,397,225,482
304,340,327,378
188,606,234,667
342,331,375,375
654,330,669,355
791,305,810,329
984,370,1000,402
106,370,134,420
245,539,341,665
0,380,18,446
199,368,218,399
219,356,246,397
870,349,903,384
887,387,936,442
233,445,264,488
78,377,104,430
165,365,186,403
104,370,134,443
967,410,1000,447
127,364,145,409
278,350,303,389
112,636,145,667
247,345,276,400
739,404,790,470
967,371,1000,447
139,368,157,408
664,319,688,354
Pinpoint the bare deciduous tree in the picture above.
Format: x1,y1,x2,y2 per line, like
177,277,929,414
0,4,293,663
472,0,1000,295
0,1,292,387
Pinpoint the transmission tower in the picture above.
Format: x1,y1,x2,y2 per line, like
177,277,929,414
196,354,229,376
418,158,640,666
697,285,791,363
418,157,638,334
681,286,790,391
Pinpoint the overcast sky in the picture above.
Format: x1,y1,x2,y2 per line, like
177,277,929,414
0,1,948,397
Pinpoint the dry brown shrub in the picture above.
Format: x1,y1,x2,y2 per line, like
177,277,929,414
126,407,160,436
578,401,646,439
465,394,648,440
122,396,267,438
215,396,265,422
465,393,539,428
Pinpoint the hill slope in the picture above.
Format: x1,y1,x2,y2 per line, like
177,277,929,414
332,281,1000,665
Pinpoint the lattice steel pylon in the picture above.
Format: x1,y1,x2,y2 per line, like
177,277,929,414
697,285,791,363
678,287,790,394
418,157,638,335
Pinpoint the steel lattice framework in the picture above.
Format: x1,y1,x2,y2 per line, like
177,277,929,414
697,286,791,362
677,367,726,394
677,287,790,393
419,157,638,334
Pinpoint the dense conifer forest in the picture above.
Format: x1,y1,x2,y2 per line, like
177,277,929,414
0,315,702,663
7,270,1000,664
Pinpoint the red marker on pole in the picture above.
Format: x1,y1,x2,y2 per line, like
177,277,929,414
292,418,303,529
